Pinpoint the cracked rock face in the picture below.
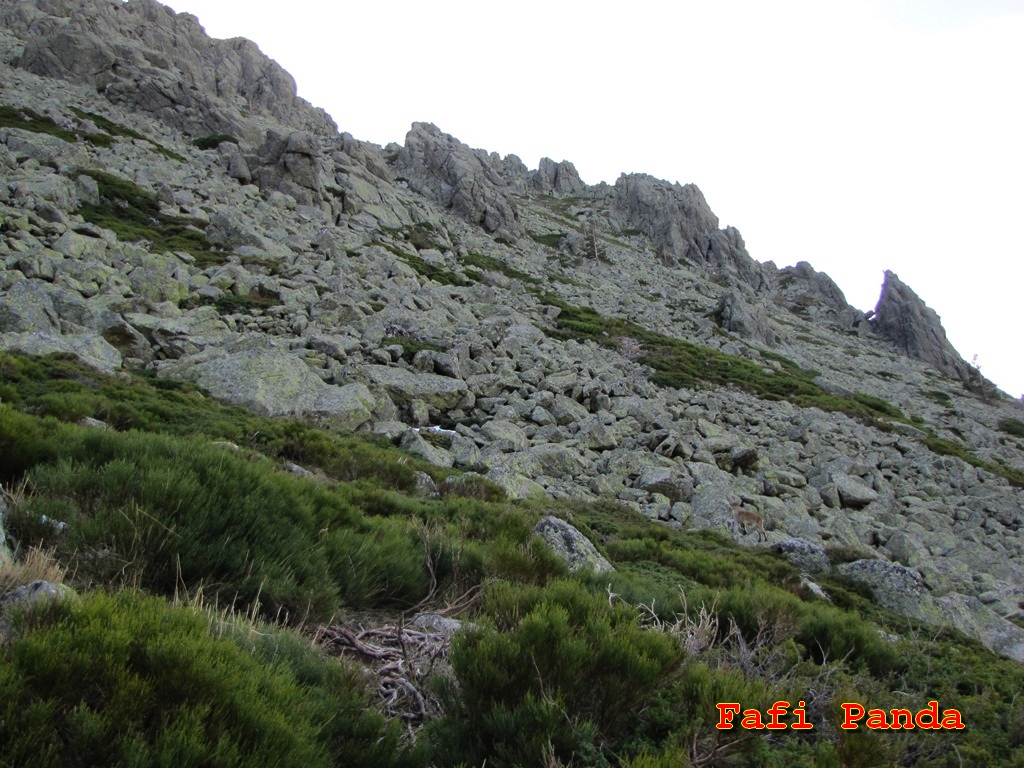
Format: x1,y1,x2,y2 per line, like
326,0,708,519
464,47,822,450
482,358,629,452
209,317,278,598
872,270,973,383
3,0,335,142
393,122,521,239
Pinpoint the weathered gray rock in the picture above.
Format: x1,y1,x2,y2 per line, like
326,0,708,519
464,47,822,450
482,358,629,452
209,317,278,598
934,593,1024,664
773,539,828,573
480,419,529,453
8,0,336,143
0,279,59,333
494,444,589,480
160,350,375,430
1,580,75,611
393,122,520,238
253,129,327,205
715,291,777,346
610,174,765,287
833,473,879,508
871,271,972,383
837,559,926,616
884,531,926,568
691,482,737,523
532,157,585,197
0,331,122,373
635,466,694,503
364,365,469,411
533,516,613,573
399,430,453,467
484,467,547,500
775,261,863,331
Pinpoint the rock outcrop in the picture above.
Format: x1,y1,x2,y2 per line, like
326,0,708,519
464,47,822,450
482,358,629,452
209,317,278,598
610,174,767,289
393,122,521,239
3,0,335,143
532,158,586,197
871,270,973,383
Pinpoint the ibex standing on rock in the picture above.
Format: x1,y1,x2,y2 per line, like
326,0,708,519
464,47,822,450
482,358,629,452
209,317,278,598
731,502,767,542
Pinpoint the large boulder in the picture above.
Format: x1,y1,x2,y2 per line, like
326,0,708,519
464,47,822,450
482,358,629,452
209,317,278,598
772,539,828,574
934,593,1024,664
160,350,376,431
363,365,469,411
253,129,328,205
714,291,777,346
533,516,613,574
494,444,590,480
832,473,879,509
837,559,927,617
0,331,122,374
0,279,60,333
484,467,547,500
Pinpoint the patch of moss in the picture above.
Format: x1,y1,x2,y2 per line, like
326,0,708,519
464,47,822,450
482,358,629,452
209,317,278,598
923,389,954,405
0,104,111,147
925,435,1024,488
528,231,565,248
75,169,223,264
205,288,282,315
459,251,539,284
70,107,186,161
533,292,905,425
998,418,1024,438
373,241,471,287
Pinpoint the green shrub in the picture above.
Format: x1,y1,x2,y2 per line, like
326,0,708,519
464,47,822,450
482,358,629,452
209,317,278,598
529,231,566,248
998,418,1024,438
5,424,433,620
459,251,540,284
430,579,683,767
0,590,416,768
75,170,220,263
70,107,186,160
925,435,1024,488
0,104,111,146
381,335,446,363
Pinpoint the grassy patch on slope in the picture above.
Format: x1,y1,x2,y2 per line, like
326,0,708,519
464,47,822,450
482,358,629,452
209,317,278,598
4,352,1024,766
0,104,111,146
75,169,225,265
534,293,903,424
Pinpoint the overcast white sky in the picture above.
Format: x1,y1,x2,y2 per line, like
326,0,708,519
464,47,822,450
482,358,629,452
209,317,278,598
166,0,1024,398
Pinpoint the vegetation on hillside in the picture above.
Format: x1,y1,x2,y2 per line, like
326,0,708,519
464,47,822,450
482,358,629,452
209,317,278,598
1,352,1023,767
75,169,225,266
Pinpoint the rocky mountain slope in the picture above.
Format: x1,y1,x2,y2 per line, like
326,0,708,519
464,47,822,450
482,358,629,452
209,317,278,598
1,0,1023,668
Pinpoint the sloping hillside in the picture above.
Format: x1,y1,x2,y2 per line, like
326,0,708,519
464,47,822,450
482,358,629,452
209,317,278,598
1,1,1023,766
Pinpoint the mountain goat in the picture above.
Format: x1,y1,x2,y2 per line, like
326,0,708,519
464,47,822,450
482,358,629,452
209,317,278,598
731,502,767,542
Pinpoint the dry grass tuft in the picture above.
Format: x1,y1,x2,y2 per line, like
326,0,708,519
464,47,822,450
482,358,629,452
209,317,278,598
0,546,67,600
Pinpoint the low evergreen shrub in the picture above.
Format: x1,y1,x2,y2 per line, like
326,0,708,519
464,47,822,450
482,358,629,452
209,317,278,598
0,590,418,768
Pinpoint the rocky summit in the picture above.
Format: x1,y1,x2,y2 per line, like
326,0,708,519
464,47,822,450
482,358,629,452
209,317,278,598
1,0,1023,667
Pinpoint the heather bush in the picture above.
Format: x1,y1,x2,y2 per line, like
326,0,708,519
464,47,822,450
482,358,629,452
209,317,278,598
0,590,419,768
430,579,683,767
